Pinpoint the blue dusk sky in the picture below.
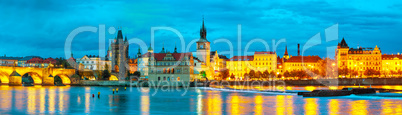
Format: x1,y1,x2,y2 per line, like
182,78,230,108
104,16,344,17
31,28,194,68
0,0,402,59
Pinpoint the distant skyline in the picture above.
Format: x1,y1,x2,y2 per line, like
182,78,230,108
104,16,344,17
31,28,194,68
1,0,402,59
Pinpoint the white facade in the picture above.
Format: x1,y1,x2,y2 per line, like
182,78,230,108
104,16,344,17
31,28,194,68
76,55,111,71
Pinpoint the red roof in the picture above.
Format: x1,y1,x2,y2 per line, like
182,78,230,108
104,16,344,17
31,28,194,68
229,56,254,61
27,57,57,64
286,56,322,63
382,54,402,60
255,51,275,54
45,58,57,64
26,58,44,63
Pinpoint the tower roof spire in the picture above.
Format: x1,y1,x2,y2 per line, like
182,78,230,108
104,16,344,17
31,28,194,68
200,16,207,39
339,37,349,48
174,42,178,53
148,43,153,51
284,45,288,55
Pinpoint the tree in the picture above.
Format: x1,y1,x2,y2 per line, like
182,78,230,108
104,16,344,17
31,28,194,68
249,70,255,79
133,71,141,77
364,69,376,77
338,68,349,77
219,69,230,80
262,70,269,80
102,64,111,80
243,73,249,81
284,71,290,78
230,73,235,80
269,70,275,78
255,71,262,80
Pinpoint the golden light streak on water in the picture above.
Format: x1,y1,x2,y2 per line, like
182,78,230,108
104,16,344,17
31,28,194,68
381,99,392,114
285,95,294,115
48,87,55,113
209,91,222,115
229,93,240,114
254,94,263,115
85,87,91,113
329,99,339,115
304,98,318,115
59,88,64,112
196,89,203,115
276,95,285,115
141,88,150,115
27,87,36,114
0,86,11,110
350,100,368,115
39,88,45,113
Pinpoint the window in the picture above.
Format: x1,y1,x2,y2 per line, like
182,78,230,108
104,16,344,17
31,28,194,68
158,77,160,81
177,77,180,81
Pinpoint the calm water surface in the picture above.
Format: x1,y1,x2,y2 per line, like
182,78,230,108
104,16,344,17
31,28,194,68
1,85,402,114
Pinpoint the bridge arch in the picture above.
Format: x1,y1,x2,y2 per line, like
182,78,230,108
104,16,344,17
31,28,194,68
0,72,9,84
21,72,42,85
54,74,71,85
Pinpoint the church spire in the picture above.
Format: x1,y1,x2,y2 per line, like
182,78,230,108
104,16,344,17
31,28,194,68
200,16,207,39
174,42,178,53
160,42,165,53
284,45,288,55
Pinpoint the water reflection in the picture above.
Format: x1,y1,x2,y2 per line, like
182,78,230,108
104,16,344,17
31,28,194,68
351,100,368,115
0,86,402,114
329,99,339,115
255,94,263,115
141,88,150,115
305,98,319,115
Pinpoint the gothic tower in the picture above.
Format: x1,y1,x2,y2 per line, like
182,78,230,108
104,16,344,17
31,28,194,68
196,18,210,66
110,29,129,80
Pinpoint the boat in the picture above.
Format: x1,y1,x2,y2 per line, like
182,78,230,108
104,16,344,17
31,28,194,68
342,88,376,94
299,90,352,97
298,88,378,97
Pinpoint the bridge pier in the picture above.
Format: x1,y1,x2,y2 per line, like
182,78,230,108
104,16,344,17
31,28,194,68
9,76,22,86
42,71,54,86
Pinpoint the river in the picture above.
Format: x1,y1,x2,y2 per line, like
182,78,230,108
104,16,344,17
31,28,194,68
1,85,402,114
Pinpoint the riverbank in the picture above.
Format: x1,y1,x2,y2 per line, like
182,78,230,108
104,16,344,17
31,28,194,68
210,78,402,86
71,80,133,86
59,78,402,87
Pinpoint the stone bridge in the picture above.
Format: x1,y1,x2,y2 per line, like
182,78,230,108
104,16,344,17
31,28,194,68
0,66,75,85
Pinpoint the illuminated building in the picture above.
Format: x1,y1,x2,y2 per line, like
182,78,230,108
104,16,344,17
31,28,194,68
227,56,254,79
194,18,213,80
336,38,382,77
137,46,153,80
18,56,41,67
0,56,21,66
128,58,137,74
226,51,277,79
26,57,57,68
108,29,129,79
283,56,322,72
147,52,195,86
210,51,228,78
76,55,110,71
381,54,402,76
